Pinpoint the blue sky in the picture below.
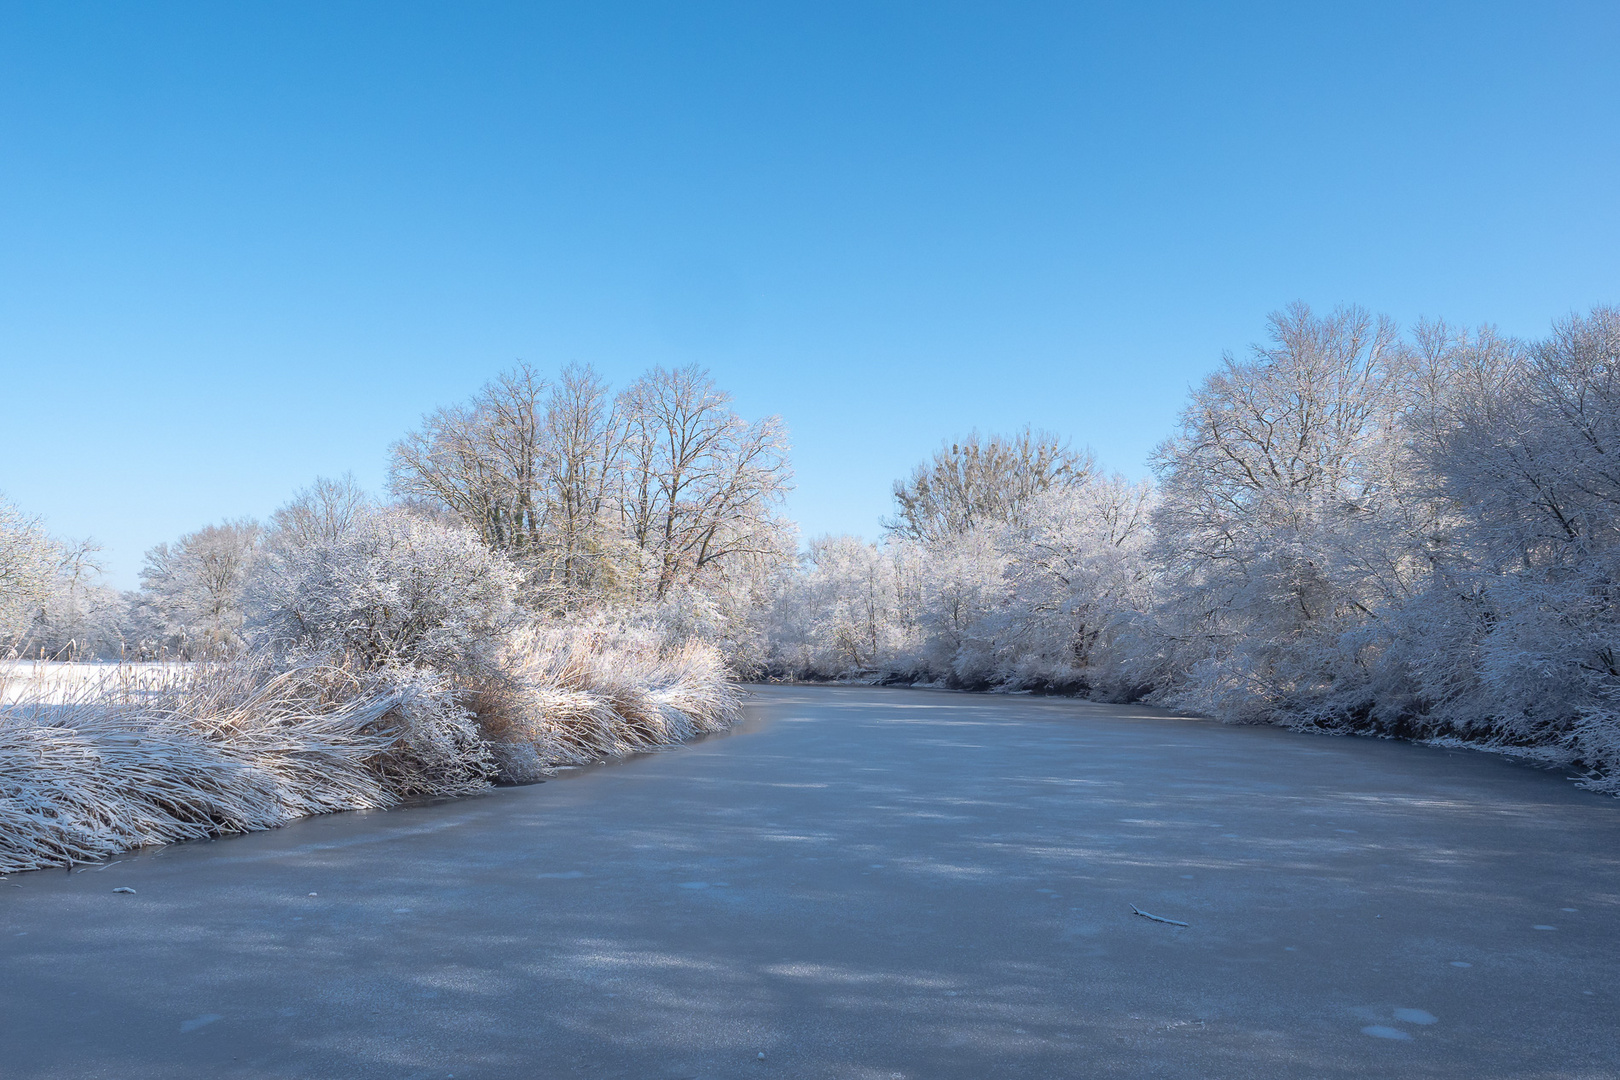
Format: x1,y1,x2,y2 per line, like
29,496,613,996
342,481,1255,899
2,2,1618,587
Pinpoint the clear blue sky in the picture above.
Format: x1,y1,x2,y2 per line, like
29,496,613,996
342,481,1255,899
3,3,1618,588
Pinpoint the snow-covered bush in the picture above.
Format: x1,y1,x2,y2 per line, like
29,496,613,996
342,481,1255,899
251,505,520,676
245,493,751,782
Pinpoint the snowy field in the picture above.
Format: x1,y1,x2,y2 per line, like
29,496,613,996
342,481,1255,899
0,661,184,706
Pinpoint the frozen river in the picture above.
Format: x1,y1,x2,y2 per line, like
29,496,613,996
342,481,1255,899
3,686,1617,1078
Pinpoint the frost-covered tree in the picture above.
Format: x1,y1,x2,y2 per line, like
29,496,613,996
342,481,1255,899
617,365,793,602
9,539,128,661
0,494,58,650
767,435,1148,691
389,363,551,558
1398,308,1620,781
990,476,1157,694
269,473,371,552
755,301,1620,790
391,363,625,609
540,364,633,606
128,519,265,658
913,525,1009,685
887,427,1094,544
765,535,925,678
1146,303,1419,720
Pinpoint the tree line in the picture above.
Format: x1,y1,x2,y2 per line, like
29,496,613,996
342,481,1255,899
0,363,792,666
766,303,1620,792
6,302,1619,790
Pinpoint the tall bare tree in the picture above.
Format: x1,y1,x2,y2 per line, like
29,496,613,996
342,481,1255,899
617,365,793,601
389,364,549,556
390,362,791,610
538,364,628,605
886,427,1094,544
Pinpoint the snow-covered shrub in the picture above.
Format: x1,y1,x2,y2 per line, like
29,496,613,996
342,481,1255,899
251,505,519,677
330,662,495,798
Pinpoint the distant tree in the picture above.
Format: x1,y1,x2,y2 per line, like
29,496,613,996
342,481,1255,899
131,519,264,657
886,427,1094,544
9,538,128,661
0,494,63,652
269,474,371,551
764,534,926,679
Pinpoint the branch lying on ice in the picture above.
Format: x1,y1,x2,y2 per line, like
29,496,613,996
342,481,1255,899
1131,904,1188,927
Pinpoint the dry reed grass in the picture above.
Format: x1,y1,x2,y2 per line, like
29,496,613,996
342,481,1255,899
0,661,179,706
0,659,488,873
471,622,742,781
1,623,742,872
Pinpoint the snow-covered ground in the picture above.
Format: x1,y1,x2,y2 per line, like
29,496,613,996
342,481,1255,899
0,661,182,706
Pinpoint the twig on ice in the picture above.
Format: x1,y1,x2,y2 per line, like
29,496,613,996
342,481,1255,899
1131,904,1188,927
76,860,124,874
